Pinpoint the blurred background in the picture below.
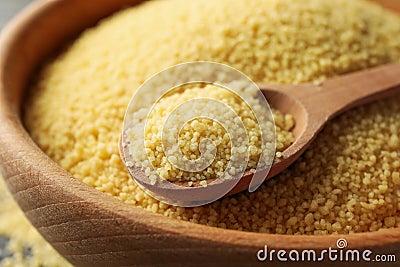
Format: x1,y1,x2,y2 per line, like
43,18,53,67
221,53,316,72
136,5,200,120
0,0,31,28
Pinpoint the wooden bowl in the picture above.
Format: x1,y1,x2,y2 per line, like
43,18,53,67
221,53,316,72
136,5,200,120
0,0,399,266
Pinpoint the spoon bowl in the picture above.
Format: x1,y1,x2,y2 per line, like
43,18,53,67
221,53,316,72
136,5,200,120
121,62,400,199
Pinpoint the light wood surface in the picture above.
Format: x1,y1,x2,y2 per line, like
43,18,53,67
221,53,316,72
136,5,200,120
0,0,399,266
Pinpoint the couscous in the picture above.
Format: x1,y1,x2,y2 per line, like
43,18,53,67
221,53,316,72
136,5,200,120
24,0,400,234
124,82,293,185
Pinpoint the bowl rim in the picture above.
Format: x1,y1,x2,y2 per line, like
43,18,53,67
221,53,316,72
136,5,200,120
0,0,399,264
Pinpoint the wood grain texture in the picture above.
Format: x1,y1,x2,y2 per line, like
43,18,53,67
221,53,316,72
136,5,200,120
0,0,399,266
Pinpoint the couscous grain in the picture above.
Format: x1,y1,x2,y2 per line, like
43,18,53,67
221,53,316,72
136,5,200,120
125,83,292,184
24,0,400,234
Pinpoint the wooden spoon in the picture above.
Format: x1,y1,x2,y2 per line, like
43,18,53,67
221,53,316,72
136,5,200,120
120,62,400,204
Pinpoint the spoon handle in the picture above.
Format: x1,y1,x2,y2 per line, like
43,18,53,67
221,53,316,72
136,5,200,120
310,62,400,120
259,62,400,176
